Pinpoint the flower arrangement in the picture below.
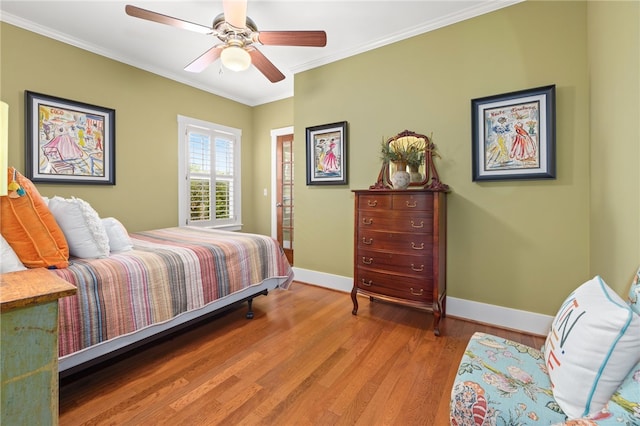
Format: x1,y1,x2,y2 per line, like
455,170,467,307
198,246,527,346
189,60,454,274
380,135,427,169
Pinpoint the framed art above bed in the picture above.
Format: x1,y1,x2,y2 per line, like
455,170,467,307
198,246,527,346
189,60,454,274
25,91,116,185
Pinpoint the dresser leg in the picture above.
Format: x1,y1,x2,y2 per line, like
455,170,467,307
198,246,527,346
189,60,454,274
433,315,441,336
351,287,359,315
433,299,443,336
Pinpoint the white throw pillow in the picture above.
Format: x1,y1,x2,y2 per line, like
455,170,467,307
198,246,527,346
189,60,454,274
101,217,133,253
0,234,27,273
48,196,110,259
544,276,640,419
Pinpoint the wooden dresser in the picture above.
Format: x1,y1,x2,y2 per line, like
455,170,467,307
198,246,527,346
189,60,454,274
351,189,447,335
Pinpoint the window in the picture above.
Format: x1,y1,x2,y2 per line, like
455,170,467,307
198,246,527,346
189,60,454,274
178,115,241,230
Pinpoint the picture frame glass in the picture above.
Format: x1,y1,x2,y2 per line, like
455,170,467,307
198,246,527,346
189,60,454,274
472,85,555,181
306,121,347,185
25,91,115,184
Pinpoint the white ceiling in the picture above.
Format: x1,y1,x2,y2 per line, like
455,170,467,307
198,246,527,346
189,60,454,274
1,0,522,106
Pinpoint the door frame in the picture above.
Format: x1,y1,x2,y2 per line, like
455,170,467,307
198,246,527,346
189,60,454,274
270,126,294,240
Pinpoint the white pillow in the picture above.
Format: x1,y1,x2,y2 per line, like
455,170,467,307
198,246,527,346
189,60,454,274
0,234,27,273
101,217,133,253
544,276,640,419
47,196,110,259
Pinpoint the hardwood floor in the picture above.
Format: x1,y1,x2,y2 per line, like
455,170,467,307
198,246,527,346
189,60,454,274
59,282,545,425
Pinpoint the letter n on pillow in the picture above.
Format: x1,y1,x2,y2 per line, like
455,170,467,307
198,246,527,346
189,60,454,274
0,167,69,268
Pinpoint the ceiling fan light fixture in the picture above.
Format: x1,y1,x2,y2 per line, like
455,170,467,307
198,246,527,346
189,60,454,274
220,45,251,72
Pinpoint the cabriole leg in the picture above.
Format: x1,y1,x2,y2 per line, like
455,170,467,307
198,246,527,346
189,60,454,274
351,287,359,315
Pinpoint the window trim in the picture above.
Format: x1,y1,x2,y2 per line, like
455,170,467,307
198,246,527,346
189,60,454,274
177,115,242,230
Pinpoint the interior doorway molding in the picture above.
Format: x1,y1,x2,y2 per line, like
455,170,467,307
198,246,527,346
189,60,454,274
270,126,294,239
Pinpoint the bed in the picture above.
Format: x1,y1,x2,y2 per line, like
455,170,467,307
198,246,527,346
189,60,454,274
50,226,294,376
0,170,292,375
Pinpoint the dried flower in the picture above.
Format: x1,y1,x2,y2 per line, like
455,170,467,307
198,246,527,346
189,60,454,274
380,135,427,168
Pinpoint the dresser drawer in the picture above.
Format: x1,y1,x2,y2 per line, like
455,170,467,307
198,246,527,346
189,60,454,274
356,248,433,277
391,193,434,211
358,210,433,234
358,229,433,255
355,269,433,302
357,193,392,211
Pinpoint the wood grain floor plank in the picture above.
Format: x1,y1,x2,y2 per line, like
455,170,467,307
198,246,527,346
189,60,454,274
60,282,546,425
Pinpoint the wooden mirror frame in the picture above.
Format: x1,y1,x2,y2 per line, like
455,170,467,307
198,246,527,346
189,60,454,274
370,129,449,191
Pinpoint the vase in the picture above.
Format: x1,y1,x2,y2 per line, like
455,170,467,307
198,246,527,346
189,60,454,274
390,161,410,189
409,165,422,183
391,171,410,189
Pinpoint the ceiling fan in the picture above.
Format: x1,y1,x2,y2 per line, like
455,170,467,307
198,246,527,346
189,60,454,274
125,0,327,83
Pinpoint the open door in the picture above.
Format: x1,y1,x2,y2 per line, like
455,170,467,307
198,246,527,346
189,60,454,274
276,133,294,265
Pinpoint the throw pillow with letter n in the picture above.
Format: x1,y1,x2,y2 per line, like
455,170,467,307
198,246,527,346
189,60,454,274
544,276,640,419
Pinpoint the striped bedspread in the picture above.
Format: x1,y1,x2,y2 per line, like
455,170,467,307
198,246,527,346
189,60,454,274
53,227,293,357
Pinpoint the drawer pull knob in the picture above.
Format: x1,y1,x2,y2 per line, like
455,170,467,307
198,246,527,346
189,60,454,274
362,257,373,265
361,279,373,287
367,200,378,207
410,220,424,228
362,217,373,225
411,242,425,250
362,238,373,245
406,201,418,208
411,264,424,272
410,288,424,296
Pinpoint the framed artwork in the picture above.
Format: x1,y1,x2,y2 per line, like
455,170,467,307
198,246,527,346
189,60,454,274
306,121,348,185
471,85,556,181
25,91,116,184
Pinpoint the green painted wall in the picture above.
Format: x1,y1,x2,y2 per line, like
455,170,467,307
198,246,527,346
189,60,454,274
293,0,627,316
0,22,254,233
588,1,640,290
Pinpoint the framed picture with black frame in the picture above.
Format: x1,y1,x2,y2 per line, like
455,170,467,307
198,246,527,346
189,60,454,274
472,85,555,182
25,91,116,184
306,121,348,185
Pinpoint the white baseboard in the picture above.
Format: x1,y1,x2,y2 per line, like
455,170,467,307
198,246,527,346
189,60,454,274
292,267,354,293
293,266,353,293
291,267,553,336
446,297,552,336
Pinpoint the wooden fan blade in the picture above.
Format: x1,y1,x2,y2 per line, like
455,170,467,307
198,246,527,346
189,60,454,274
125,5,212,34
184,47,223,73
257,31,327,47
222,0,248,29
248,48,285,83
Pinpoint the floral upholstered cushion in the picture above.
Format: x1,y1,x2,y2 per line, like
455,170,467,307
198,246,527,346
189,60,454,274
451,332,567,425
628,267,640,315
451,332,640,426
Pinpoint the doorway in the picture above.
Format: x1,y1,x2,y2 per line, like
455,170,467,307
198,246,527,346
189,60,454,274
271,127,294,265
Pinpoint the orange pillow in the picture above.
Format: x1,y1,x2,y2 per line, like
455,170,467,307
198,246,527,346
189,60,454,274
0,167,69,268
